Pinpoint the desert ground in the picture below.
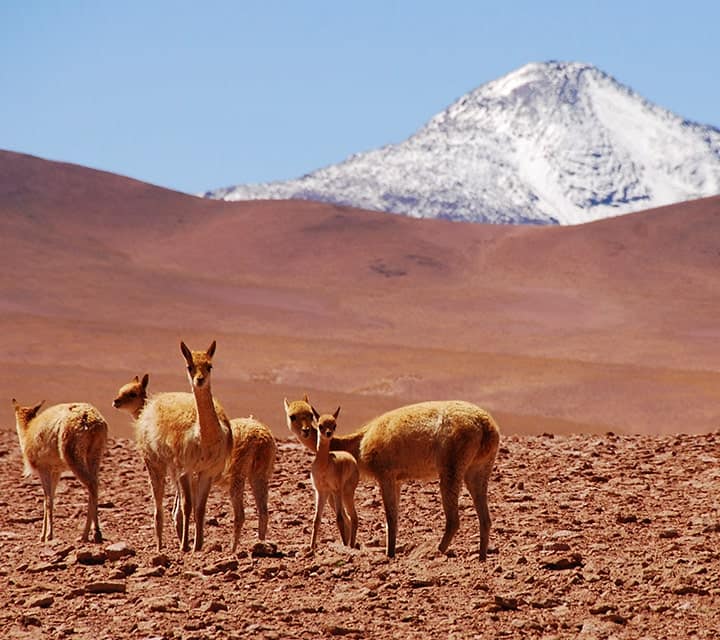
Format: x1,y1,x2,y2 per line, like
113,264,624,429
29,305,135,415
2,426,720,639
2,149,720,638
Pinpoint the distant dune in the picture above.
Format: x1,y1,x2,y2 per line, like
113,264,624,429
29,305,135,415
2,149,719,438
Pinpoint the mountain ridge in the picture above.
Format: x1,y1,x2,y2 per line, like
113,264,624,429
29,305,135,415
205,61,720,225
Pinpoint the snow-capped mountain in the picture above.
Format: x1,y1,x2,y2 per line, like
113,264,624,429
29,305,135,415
205,61,720,225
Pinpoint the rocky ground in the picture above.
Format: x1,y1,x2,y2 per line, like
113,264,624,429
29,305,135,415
2,426,720,639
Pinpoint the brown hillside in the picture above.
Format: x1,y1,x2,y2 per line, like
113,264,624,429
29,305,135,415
1,149,719,438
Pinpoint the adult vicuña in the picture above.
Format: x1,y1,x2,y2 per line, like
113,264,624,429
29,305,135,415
308,406,359,551
12,398,108,543
113,373,277,552
226,416,277,552
284,396,500,560
133,341,232,551
113,372,184,541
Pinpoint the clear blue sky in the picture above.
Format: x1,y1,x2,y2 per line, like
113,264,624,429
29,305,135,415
2,1,718,194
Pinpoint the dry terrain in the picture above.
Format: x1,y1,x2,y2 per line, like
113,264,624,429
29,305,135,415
1,150,719,441
2,426,720,639
1,149,720,638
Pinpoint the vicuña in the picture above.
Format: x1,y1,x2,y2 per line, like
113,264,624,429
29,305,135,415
12,399,108,543
285,396,499,560
307,406,359,550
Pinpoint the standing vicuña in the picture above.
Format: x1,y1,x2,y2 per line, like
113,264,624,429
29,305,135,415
226,416,277,552
308,407,359,551
284,396,500,560
12,399,108,543
113,373,276,553
134,341,232,551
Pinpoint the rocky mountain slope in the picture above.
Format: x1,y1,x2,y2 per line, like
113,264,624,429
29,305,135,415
206,61,720,225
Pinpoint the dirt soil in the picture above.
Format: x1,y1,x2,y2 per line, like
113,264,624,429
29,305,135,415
2,425,720,639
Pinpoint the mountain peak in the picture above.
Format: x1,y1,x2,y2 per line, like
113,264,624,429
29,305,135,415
206,62,720,225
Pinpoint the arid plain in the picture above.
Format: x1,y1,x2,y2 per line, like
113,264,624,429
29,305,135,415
2,149,719,439
2,149,720,639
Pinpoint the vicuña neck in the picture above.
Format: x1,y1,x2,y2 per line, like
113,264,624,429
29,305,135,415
315,433,332,467
192,383,222,444
329,429,363,459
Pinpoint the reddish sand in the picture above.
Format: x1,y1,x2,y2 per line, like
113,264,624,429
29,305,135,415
1,149,719,439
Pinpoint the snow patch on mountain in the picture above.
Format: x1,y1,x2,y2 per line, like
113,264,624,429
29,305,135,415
205,61,720,225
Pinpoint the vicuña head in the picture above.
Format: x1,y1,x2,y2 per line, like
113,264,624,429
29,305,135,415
314,406,341,439
283,394,317,442
181,340,215,390
112,373,149,419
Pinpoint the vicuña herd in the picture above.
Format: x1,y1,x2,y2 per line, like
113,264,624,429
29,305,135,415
13,340,500,560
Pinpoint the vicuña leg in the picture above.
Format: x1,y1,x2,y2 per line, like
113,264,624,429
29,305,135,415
250,476,270,541
311,492,328,550
39,469,60,542
379,476,401,557
343,489,358,549
146,461,167,551
465,463,493,561
230,474,246,553
193,472,214,552
438,469,462,553
333,493,350,546
177,473,193,552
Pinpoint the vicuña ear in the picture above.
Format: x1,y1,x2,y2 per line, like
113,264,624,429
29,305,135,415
333,406,341,419
141,373,150,389
31,400,45,416
283,397,290,411
312,406,320,421
180,341,192,363
302,393,309,403
207,340,217,358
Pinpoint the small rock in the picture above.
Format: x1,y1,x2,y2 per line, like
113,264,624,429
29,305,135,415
616,513,638,524
117,561,138,576
150,553,171,567
251,541,283,558
541,553,584,570
202,559,238,575
147,595,180,612
20,613,42,627
29,595,54,608
324,625,363,636
659,529,680,539
105,541,135,561
603,612,630,625
75,550,107,565
203,600,228,613
137,566,165,578
408,578,436,588
493,595,519,611
85,581,126,594
589,603,617,615
672,584,709,596
26,562,66,574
